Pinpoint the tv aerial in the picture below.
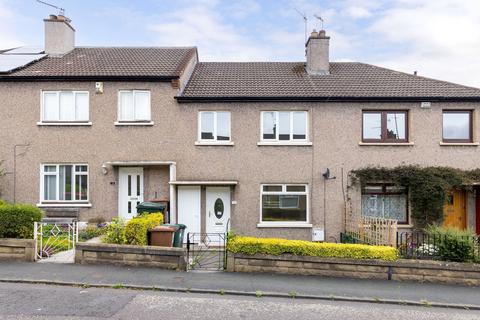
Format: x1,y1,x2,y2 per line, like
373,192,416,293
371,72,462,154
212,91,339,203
294,8,308,43
314,14,324,30
36,0,66,16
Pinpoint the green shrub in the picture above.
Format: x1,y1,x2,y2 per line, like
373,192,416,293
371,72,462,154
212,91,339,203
103,218,126,244
227,236,398,261
124,213,163,245
0,199,7,206
426,226,477,262
79,226,106,242
0,204,43,239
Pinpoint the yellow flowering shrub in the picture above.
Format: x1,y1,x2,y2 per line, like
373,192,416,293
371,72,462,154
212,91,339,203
227,236,398,261
124,212,164,245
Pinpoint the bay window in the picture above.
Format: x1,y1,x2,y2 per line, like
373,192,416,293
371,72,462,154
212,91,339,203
261,184,308,223
41,164,88,203
118,90,151,122
42,91,89,122
261,111,308,142
361,184,408,224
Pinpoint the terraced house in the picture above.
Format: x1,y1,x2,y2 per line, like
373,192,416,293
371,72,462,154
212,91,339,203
1,15,480,242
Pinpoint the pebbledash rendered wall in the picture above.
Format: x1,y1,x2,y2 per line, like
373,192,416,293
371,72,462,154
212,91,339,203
0,80,480,241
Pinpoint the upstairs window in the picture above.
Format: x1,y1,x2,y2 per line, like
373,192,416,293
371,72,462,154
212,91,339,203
41,164,88,203
362,111,408,143
442,110,472,143
261,184,308,223
199,111,231,141
118,90,151,122
361,184,408,224
42,91,89,122
261,111,307,142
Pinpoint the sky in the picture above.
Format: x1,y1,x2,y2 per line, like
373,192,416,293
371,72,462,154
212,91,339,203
1,0,480,87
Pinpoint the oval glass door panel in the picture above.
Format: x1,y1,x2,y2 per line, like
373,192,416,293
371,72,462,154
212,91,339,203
214,198,224,219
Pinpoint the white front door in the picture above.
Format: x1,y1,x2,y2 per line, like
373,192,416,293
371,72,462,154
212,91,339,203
118,167,144,220
177,186,201,242
206,187,231,234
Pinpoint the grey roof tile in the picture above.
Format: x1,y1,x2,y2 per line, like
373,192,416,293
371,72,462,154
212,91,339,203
3,47,196,78
180,62,480,100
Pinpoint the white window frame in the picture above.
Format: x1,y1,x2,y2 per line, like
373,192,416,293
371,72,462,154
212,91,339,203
196,111,233,145
258,184,311,228
116,90,152,124
39,90,91,125
39,164,90,204
260,111,309,143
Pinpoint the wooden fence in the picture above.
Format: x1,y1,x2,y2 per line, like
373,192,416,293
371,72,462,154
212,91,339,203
346,216,398,247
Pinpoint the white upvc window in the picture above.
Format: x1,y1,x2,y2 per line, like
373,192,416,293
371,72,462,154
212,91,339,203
117,90,151,122
40,164,89,203
261,111,308,142
260,184,309,225
41,91,89,123
198,111,231,142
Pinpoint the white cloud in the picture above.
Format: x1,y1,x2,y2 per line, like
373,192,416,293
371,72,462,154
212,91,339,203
148,2,301,61
0,1,25,49
368,0,480,87
345,6,371,19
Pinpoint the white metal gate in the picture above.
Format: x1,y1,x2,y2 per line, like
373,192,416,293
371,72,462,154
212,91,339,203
34,220,78,261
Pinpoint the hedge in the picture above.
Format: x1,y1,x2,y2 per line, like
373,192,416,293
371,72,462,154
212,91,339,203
227,236,398,261
124,213,164,245
0,204,43,239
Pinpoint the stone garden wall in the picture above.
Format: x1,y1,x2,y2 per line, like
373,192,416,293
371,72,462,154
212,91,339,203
75,243,186,270
227,253,480,286
0,239,36,262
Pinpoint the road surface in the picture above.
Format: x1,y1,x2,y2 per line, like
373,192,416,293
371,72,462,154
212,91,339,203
0,282,478,320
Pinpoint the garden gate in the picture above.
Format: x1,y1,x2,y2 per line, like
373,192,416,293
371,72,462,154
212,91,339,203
186,232,226,271
34,219,78,262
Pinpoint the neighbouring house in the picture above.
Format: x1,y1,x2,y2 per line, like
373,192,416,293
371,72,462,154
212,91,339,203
1,16,480,243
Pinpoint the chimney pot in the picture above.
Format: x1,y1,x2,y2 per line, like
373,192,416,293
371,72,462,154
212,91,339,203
305,29,330,75
44,15,75,56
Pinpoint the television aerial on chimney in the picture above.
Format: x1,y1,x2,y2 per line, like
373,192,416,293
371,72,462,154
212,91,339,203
36,0,66,17
314,14,324,30
294,8,308,43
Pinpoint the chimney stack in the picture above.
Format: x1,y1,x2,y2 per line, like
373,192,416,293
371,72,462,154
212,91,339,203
44,14,75,56
305,29,330,75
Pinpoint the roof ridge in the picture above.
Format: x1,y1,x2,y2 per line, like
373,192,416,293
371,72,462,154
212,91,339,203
74,46,197,49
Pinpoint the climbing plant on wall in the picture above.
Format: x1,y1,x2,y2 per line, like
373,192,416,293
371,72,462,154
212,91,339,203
350,166,480,228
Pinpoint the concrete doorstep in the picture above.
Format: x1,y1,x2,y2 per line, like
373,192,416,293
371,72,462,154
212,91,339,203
0,261,480,311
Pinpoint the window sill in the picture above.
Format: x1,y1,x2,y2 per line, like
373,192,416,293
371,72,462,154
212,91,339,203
195,141,234,146
37,122,92,126
36,203,92,208
358,142,414,146
257,222,313,228
257,141,312,146
439,142,479,146
114,121,154,126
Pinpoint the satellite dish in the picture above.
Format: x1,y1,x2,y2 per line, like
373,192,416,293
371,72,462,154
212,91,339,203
322,168,336,180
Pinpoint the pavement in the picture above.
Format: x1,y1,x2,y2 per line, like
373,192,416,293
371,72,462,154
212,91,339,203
0,261,479,310
0,282,478,320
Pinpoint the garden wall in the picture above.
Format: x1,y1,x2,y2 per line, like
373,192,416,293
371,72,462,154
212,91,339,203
0,239,36,262
75,243,186,270
227,253,480,286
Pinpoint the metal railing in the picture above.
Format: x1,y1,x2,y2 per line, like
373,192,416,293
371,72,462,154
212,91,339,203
397,231,480,261
186,232,227,271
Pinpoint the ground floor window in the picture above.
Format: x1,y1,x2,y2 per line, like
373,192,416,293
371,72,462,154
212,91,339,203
41,164,88,202
361,184,408,224
261,184,308,223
